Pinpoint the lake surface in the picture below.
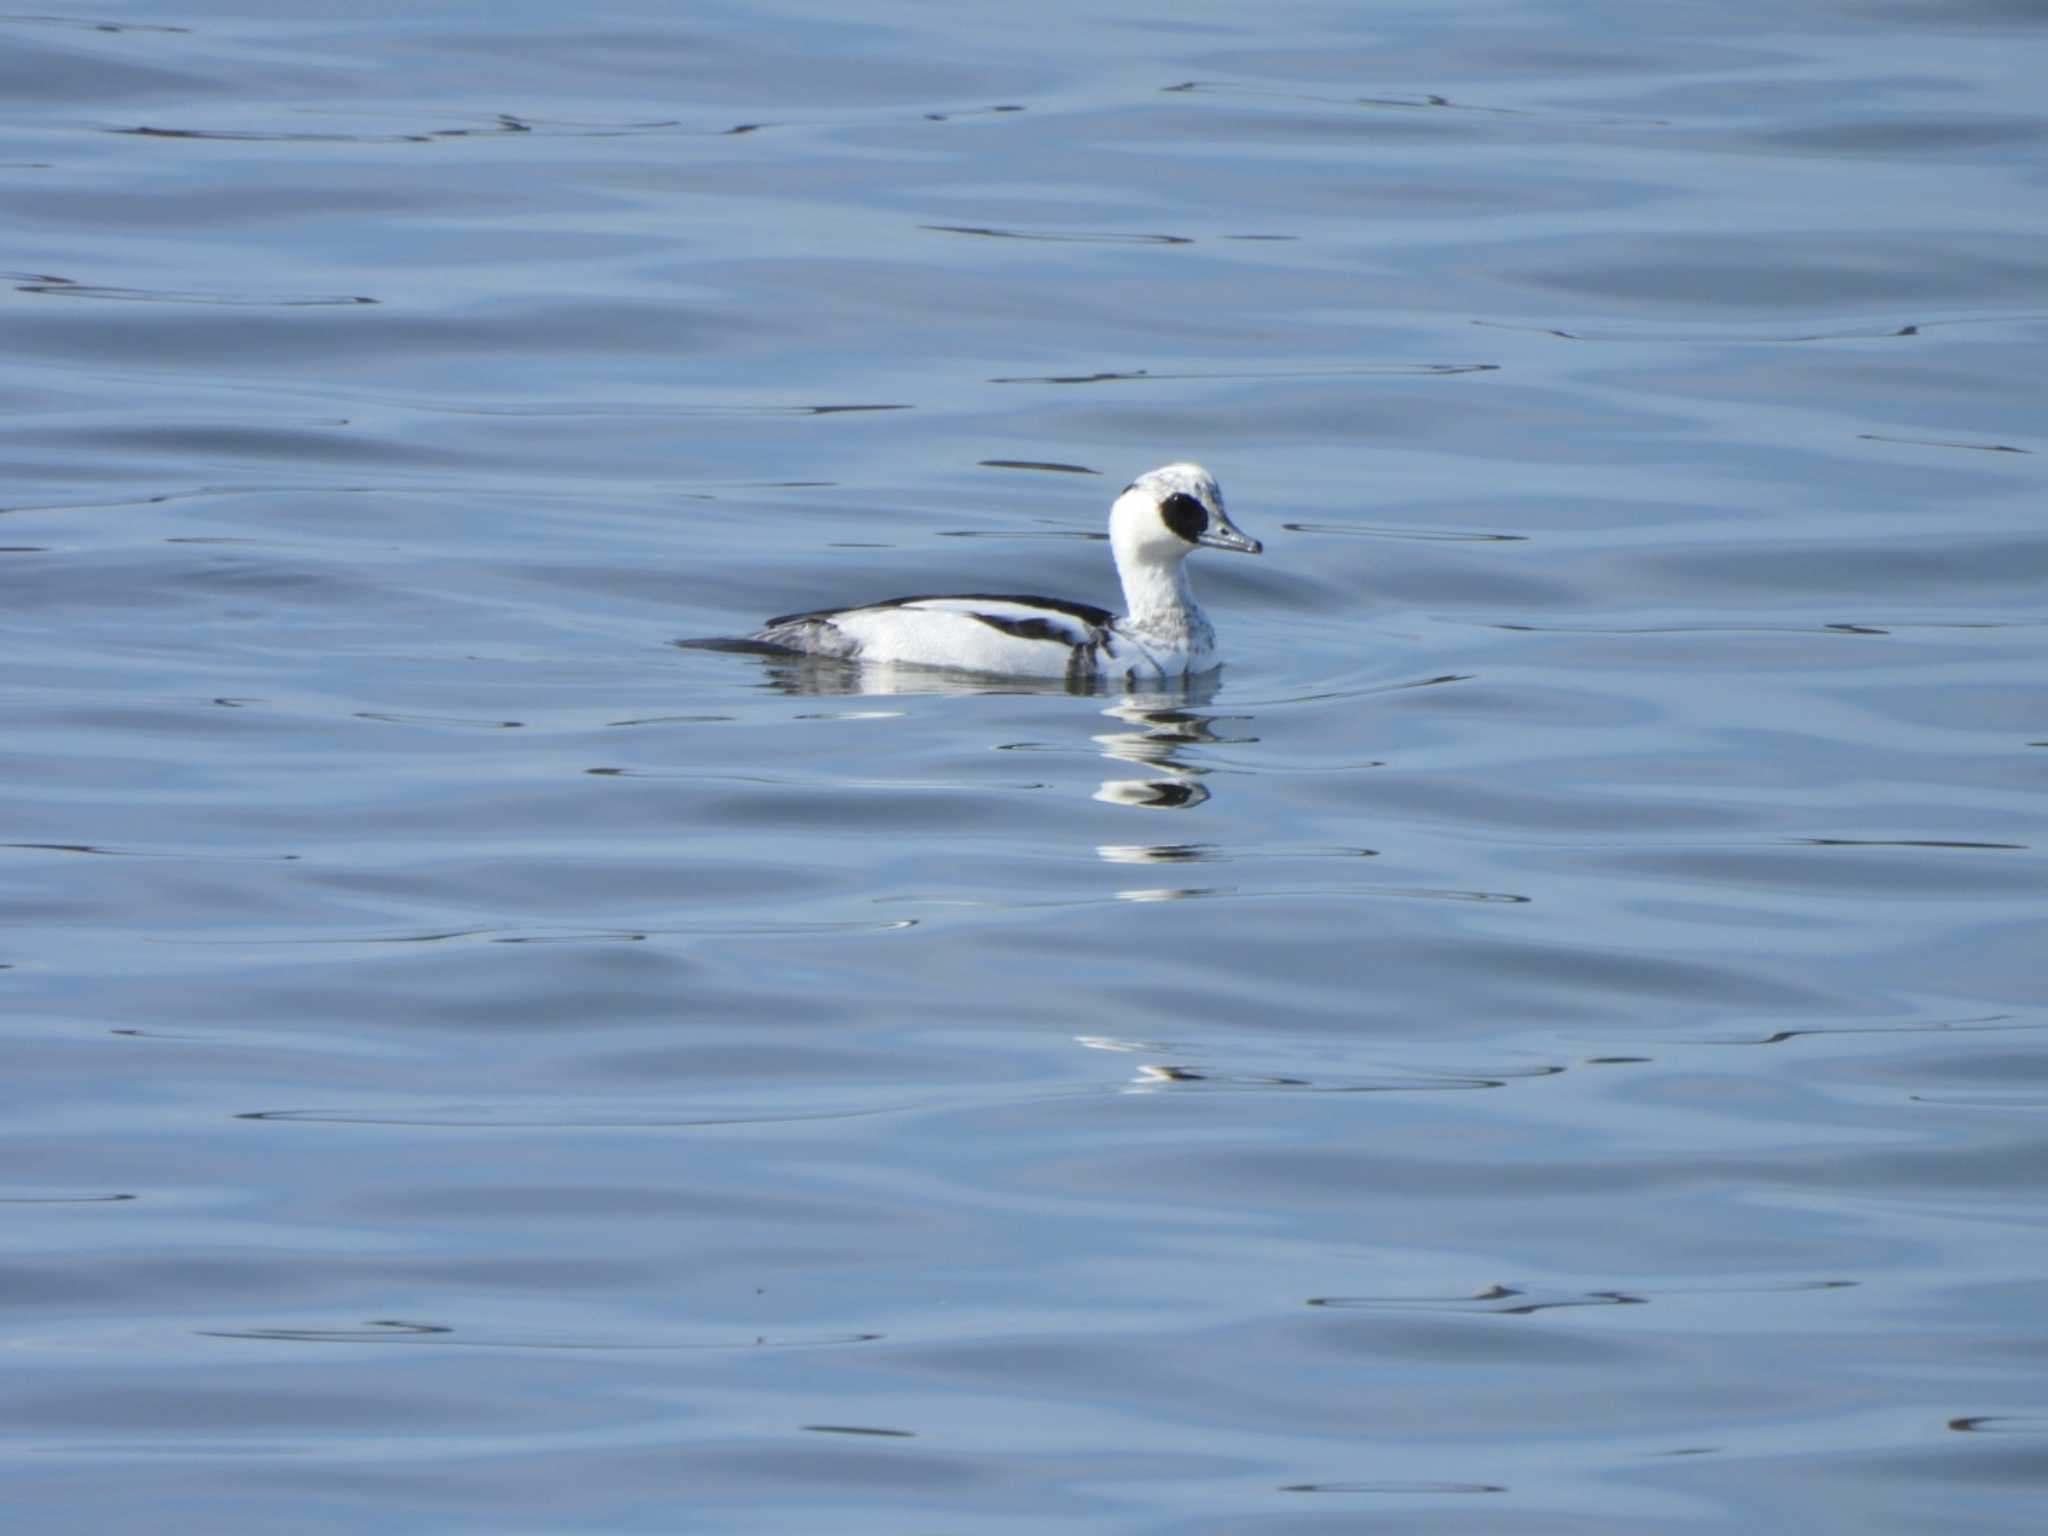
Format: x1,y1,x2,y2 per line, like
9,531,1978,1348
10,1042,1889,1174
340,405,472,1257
4,2,2045,1531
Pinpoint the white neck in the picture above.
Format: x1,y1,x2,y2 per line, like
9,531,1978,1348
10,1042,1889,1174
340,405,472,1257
1118,553,1197,630
1106,484,1217,662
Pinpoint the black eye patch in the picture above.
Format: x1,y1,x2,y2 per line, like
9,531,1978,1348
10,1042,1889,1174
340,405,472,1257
1159,491,1209,543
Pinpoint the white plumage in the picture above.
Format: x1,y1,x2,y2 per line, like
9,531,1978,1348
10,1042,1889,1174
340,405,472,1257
741,463,1261,681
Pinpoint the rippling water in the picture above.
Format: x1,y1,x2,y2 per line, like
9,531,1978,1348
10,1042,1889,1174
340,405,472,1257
6,2,2045,1531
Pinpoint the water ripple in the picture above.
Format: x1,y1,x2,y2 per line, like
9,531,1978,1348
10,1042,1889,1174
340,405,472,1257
924,224,1193,245
1281,1480,1506,1495
1950,1416,2048,1435
1309,1280,1856,1314
0,1191,136,1204
1856,433,2030,454
1687,1013,2032,1047
801,1423,916,1437
1283,520,1528,542
201,1320,882,1351
6,271,375,306
883,883,1530,910
109,112,756,144
1,841,299,862
236,1099,942,1129
989,362,1495,384
1161,77,1670,129
2,14,189,31
162,918,917,947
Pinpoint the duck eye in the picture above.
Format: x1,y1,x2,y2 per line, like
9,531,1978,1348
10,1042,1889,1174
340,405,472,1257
1159,492,1208,543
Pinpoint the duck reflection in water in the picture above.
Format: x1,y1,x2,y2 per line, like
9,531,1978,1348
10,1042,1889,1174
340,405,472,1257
1075,1034,1314,1095
1089,687,1242,809
727,652,1251,809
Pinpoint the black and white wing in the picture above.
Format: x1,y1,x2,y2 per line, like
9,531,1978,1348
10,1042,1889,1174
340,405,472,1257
749,591,1116,675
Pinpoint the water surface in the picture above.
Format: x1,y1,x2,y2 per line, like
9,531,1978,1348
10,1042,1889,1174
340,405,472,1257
4,2,2045,1531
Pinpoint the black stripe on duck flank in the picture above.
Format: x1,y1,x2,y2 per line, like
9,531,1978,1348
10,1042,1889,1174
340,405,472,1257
922,592,1115,627
966,611,1088,647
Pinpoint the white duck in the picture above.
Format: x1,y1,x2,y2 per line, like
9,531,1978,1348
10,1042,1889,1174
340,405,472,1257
741,463,1261,681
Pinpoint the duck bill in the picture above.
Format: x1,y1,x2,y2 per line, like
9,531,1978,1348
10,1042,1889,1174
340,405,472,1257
1198,520,1262,555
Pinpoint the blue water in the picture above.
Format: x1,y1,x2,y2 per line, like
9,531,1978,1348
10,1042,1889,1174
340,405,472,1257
5,2,2045,1531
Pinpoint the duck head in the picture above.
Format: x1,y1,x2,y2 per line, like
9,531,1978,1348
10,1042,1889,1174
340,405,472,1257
1110,463,1262,567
